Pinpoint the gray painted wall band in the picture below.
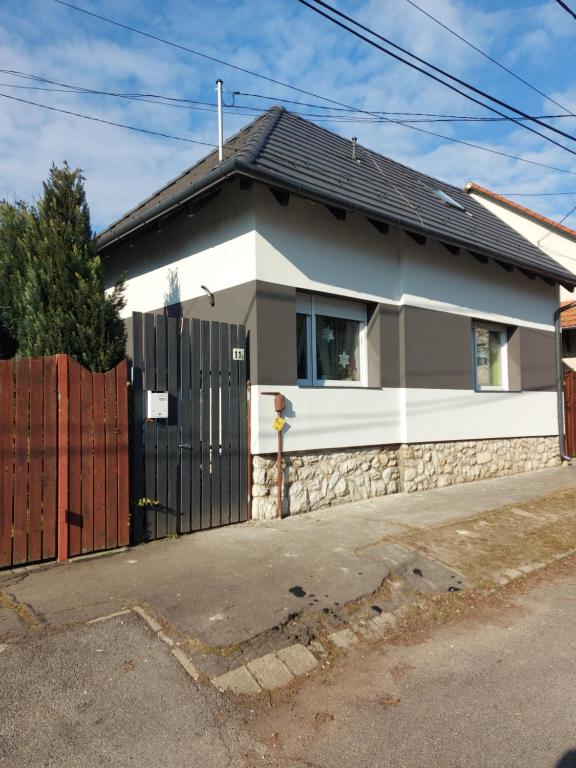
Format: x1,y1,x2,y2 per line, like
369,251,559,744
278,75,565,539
134,281,556,392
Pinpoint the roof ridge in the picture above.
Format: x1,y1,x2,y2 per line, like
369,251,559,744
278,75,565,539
235,106,285,166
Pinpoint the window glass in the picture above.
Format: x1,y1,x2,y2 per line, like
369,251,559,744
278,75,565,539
475,327,503,387
296,313,309,380
315,314,361,382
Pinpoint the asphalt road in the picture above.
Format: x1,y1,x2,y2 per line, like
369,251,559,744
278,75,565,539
252,559,576,768
2,560,576,767
0,612,265,767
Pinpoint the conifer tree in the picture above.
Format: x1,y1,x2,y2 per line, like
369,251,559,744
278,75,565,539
13,163,126,371
0,200,30,358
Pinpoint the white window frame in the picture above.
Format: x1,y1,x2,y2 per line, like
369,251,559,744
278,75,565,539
297,293,367,387
473,322,509,392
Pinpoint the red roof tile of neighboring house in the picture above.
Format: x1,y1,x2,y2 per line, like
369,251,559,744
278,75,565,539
464,182,576,241
561,302,576,329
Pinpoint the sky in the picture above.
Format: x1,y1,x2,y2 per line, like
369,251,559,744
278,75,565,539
1,0,576,231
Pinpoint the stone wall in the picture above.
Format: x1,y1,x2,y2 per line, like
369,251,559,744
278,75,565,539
250,436,560,520
398,436,561,493
251,446,400,521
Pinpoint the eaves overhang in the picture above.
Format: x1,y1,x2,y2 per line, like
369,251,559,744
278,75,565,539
97,159,576,290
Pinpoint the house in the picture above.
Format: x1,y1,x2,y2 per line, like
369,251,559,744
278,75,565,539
98,107,576,521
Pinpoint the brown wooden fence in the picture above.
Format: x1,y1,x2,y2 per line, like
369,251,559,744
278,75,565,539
565,370,576,458
0,355,129,569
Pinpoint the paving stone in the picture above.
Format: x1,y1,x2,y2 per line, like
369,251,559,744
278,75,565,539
328,628,359,649
212,665,261,695
247,653,293,690
277,644,318,676
518,564,535,574
504,569,522,579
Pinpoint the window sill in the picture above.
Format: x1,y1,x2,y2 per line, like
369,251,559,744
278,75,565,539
297,383,377,390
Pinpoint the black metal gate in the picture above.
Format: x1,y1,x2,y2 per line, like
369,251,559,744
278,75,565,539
131,312,249,543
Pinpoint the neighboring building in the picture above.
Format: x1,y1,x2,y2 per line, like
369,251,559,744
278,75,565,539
464,183,576,302
99,107,576,520
464,183,576,365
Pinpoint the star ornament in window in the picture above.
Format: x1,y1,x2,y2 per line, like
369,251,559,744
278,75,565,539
322,326,335,343
338,351,350,369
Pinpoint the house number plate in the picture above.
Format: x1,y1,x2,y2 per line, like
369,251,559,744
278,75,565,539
232,348,245,361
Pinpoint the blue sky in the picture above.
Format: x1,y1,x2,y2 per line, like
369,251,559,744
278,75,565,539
1,0,576,231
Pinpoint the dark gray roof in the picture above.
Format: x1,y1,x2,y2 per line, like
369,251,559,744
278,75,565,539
98,106,575,287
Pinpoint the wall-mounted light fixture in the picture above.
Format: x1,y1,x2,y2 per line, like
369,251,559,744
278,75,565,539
201,285,215,306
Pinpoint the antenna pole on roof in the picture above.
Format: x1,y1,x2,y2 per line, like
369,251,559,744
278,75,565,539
216,79,224,163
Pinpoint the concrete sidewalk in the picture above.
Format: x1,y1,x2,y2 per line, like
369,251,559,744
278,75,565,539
2,465,576,650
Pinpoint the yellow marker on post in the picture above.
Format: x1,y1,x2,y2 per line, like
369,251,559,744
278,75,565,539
272,415,285,432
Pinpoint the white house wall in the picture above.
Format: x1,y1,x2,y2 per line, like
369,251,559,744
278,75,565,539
469,192,576,301
103,185,257,318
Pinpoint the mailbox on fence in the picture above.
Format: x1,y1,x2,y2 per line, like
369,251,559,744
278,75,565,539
146,390,169,419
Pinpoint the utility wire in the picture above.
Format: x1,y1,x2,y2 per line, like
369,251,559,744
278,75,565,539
496,191,576,197
52,0,576,176
298,0,576,156
232,92,576,123
555,0,576,21
403,0,574,116
0,92,216,146
6,71,576,125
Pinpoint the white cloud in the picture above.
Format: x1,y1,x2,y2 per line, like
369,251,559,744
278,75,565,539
0,0,575,230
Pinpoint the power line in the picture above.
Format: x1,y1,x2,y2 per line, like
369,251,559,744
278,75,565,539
0,92,216,146
555,0,576,21
53,0,576,176
403,0,574,116
6,70,576,125
232,92,576,124
496,191,576,197
298,0,576,157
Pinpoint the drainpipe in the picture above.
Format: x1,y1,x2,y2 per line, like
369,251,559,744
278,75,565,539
554,301,576,461
261,392,286,518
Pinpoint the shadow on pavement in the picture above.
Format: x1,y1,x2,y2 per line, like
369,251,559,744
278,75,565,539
556,751,576,767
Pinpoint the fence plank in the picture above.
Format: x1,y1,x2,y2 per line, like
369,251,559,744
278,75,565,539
167,317,178,535
92,373,106,551
68,359,82,557
201,320,211,529
229,325,240,524
220,324,231,526
104,368,118,549
0,360,14,567
190,319,201,532
131,312,144,544
210,322,221,527
143,313,157,541
13,359,30,565
27,358,44,563
180,319,191,534
155,315,168,539
116,360,130,547
238,326,248,522
80,366,94,554
42,358,57,560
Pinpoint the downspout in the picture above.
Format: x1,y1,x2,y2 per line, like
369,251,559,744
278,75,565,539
554,300,576,461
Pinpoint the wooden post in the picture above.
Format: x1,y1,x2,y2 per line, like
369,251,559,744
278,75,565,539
57,354,69,562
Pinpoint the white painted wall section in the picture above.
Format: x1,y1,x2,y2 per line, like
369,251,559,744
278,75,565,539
468,191,576,301
251,385,557,454
104,185,257,318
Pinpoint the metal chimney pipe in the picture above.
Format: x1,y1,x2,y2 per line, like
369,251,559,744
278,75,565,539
216,79,224,162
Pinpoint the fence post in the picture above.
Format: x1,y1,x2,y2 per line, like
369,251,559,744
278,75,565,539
57,354,69,562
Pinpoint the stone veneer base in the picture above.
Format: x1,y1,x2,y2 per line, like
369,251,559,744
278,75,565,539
250,436,561,520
